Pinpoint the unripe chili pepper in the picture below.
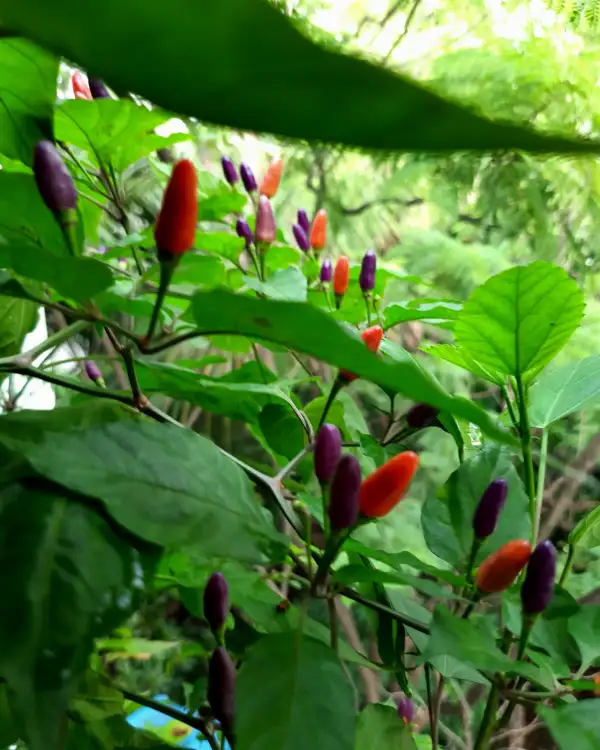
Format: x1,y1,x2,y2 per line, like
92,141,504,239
240,163,257,192
406,403,439,430
221,156,239,186
154,159,198,257
255,195,276,244
310,209,327,250
204,572,229,635
292,223,310,252
33,141,78,214
521,540,557,615
72,71,92,100
359,451,419,519
320,259,333,283
473,479,508,540
475,540,532,593
297,209,310,236
89,77,111,99
208,647,235,733
333,256,350,307
359,249,377,292
339,325,384,383
397,696,415,725
259,159,283,198
329,454,361,531
236,217,253,247
314,423,341,484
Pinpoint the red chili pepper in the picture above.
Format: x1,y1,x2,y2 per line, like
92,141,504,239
333,256,350,299
154,159,198,256
72,71,92,100
359,451,419,518
475,539,532,593
340,325,383,383
310,209,327,250
259,159,283,198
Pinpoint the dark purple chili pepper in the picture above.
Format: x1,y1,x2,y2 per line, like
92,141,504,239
33,141,78,213
328,454,361,532
204,572,229,633
255,196,276,244
359,249,377,292
397,696,415,724
406,403,440,430
89,77,112,99
235,218,253,247
473,479,508,540
84,360,103,383
297,209,310,235
314,423,341,484
221,156,239,186
292,223,310,252
208,647,236,733
521,540,557,615
240,163,257,192
320,259,333,283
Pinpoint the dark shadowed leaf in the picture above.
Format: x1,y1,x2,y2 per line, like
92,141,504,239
355,704,418,750
258,404,307,460
0,295,38,360
538,702,600,750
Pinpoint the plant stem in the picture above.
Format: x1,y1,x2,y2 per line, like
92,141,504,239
317,378,343,429
0,319,90,366
145,260,175,343
533,429,548,545
558,544,575,588
432,675,445,750
515,375,536,547
465,538,482,584
364,294,372,325
473,685,500,750
501,384,520,432
328,595,339,653
341,588,429,634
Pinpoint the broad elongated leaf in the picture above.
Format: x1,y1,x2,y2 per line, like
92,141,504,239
0,295,37,360
236,633,356,750
567,605,600,670
384,299,461,329
355,705,418,750
190,289,513,444
454,261,584,381
529,355,600,427
538,702,600,750
258,403,307,460
4,3,600,154
245,268,307,302
425,343,504,385
0,39,57,164
0,402,284,561
569,505,600,550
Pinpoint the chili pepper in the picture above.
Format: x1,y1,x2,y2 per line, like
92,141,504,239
473,479,508,540
521,540,557,615
359,249,377,292
310,209,327,250
72,71,92,100
204,572,229,635
221,156,239,186
320,259,333,283
33,141,78,214
88,77,111,99
297,209,310,236
240,163,257,192
154,159,198,257
84,360,105,387
359,451,419,519
339,325,384,383
475,539,532,593
259,159,283,198
333,256,350,307
236,218,253,247
255,195,276,244
292,223,310,252
329,454,361,531
208,647,235,734
397,696,415,725
314,423,341,484
406,403,439,429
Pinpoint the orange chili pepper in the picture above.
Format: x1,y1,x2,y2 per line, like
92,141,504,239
72,71,92,100
333,256,350,298
259,159,283,198
359,451,419,518
310,209,327,250
475,540,532,593
154,159,198,256
339,325,384,383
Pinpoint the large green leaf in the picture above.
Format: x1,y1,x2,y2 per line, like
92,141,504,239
529,355,600,427
4,3,600,154
0,39,57,164
0,482,142,750
355,705,418,750
454,261,584,381
190,289,513,444
569,505,600,550
538,702,600,750
567,605,600,670
236,633,356,750
0,402,284,562
0,295,37,359
384,299,461,330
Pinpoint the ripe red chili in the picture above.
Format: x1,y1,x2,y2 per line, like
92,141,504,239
72,71,92,100
333,256,350,296
310,209,327,250
475,539,532,593
259,159,283,198
359,451,419,518
154,159,198,256
340,325,384,383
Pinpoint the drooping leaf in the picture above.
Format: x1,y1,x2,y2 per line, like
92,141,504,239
236,633,356,750
538,702,600,750
354,704,418,750
529,355,600,427
245,268,307,302
384,299,461,329
569,505,600,550
454,261,584,381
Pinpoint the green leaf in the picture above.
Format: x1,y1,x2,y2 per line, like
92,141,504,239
538,702,600,750
195,231,245,263
569,506,600,550
355,704,418,750
454,262,585,381
145,254,226,290
333,565,460,601
425,344,505,385
529,355,600,427
197,189,246,223
191,289,514,444
7,4,600,154
0,39,57,165
245,268,307,302
0,402,284,562
568,604,600,669
0,295,37,359
421,446,530,567
0,684,19,746
384,299,461,329
237,633,356,750
258,404,307,461
0,483,142,750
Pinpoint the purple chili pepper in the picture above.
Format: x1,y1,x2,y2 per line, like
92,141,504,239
328,454,361,532
33,141,78,213
208,647,236,733
240,162,257,192
473,479,508,540
406,403,440,430
320,259,333,283
84,360,103,383
359,249,377,293
292,223,310,252
221,156,239,186
204,572,229,634
521,540,557,616
89,77,112,99
314,424,341,484
255,196,276,244
236,218,253,247
297,209,310,235
397,696,415,724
